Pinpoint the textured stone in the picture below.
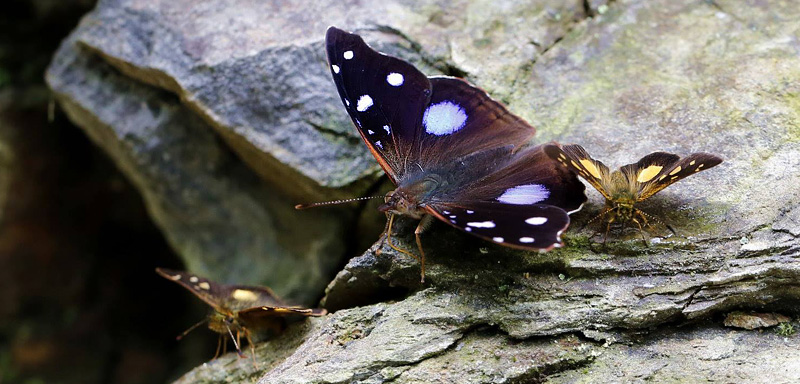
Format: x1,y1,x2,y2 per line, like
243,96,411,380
724,311,792,330
44,0,800,382
46,37,346,303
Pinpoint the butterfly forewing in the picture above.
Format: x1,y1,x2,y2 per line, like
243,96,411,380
414,77,536,170
428,202,570,250
623,152,723,200
156,268,283,313
326,27,538,180
326,27,431,181
544,144,613,200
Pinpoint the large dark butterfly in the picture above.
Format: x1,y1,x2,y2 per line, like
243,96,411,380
323,27,586,280
543,143,722,241
155,268,326,361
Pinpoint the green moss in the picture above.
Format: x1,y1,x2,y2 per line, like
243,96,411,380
776,322,795,337
783,91,800,141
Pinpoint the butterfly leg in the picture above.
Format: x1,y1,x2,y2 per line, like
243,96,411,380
244,329,259,368
376,213,394,256
385,214,421,263
214,334,224,359
413,215,434,283
631,216,648,246
603,216,616,246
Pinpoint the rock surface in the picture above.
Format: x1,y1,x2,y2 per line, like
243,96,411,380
46,29,348,303
45,0,800,382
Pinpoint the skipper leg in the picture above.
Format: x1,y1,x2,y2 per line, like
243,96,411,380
244,329,258,368
632,216,648,246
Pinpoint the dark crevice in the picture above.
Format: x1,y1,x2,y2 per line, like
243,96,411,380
375,24,471,78
539,35,566,56
583,0,596,18
681,286,704,312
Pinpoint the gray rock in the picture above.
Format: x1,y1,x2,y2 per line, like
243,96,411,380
46,36,347,303
46,0,800,382
723,311,792,330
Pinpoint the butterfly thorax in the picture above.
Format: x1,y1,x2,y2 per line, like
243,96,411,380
379,174,444,219
599,171,639,222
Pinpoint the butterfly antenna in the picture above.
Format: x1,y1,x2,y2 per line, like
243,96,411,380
581,207,613,231
295,196,384,210
637,209,676,235
176,318,208,341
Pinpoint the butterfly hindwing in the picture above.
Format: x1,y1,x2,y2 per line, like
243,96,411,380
466,145,586,213
428,202,570,250
622,152,723,200
543,144,612,200
414,77,536,170
238,306,327,321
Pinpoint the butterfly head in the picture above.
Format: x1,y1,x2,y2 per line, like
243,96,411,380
378,175,443,219
379,189,426,219
207,310,242,335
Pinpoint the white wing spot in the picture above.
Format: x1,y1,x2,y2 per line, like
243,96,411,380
331,64,340,74
442,210,450,214
423,101,468,136
466,210,474,214
467,221,496,228
197,282,211,290
356,95,373,112
383,125,390,134
449,215,456,219
343,50,354,60
375,140,383,149
386,72,404,86
465,227,472,232
525,217,548,225
498,184,550,205
519,237,535,243
345,99,350,106
367,129,374,135
492,237,504,243
189,276,199,283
